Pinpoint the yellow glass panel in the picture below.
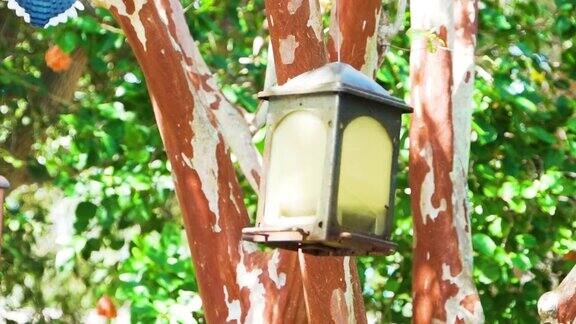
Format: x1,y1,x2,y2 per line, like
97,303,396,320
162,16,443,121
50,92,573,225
337,116,392,235
265,111,328,224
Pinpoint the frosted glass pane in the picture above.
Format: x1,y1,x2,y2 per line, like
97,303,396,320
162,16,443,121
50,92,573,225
337,117,392,235
265,111,328,222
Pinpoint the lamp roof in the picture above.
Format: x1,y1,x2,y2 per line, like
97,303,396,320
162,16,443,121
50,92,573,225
259,62,412,112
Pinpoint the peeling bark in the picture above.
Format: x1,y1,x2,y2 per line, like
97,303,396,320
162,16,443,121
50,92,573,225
102,0,304,322
266,0,375,323
95,0,261,192
409,0,484,323
265,0,326,84
299,254,367,324
96,0,390,321
327,0,382,77
538,265,576,324
265,1,368,323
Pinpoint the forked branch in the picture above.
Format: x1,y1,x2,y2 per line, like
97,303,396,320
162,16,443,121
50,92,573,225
539,265,576,323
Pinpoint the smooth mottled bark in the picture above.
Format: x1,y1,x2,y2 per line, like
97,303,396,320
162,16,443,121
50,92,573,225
265,1,367,323
327,0,381,76
102,0,306,322
539,265,576,323
95,0,420,322
409,0,484,322
265,0,326,84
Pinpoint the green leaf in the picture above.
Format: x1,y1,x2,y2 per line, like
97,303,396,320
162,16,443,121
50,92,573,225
527,127,556,144
473,120,498,144
56,32,80,53
515,234,537,248
514,97,538,112
74,201,97,232
477,260,501,284
488,217,503,238
511,254,532,270
473,234,498,256
81,238,101,259
499,181,519,202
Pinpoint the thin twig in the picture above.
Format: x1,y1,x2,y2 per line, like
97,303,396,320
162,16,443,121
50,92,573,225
377,0,408,65
99,23,123,34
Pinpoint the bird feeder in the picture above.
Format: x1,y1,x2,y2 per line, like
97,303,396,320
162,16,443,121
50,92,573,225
242,63,412,256
0,176,9,257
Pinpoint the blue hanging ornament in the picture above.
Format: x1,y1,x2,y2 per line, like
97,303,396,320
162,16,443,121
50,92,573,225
6,0,85,28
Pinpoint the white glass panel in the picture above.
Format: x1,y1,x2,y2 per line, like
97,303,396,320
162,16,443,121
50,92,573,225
337,116,392,235
264,111,328,224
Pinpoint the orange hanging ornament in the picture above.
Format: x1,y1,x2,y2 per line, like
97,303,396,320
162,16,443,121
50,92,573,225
96,296,118,319
45,46,72,73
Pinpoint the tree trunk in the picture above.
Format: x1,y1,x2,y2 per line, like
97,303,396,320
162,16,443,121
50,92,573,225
265,0,396,322
539,265,576,323
409,0,484,322
92,0,488,322
101,0,308,322
97,0,386,322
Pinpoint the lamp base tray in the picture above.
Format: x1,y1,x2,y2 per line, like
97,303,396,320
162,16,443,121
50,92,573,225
242,226,396,256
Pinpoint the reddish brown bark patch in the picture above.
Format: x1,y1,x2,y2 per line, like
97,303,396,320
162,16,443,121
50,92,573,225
124,0,135,15
409,35,463,323
327,0,381,72
265,2,368,323
460,294,480,314
454,0,479,46
541,266,576,323
299,256,367,324
111,1,304,322
265,0,326,84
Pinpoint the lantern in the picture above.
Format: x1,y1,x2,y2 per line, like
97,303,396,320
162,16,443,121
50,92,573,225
0,176,9,257
242,63,412,256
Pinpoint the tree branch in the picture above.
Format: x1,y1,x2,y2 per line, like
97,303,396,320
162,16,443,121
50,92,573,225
251,42,276,130
539,265,576,323
266,1,372,322
98,0,306,321
377,0,407,66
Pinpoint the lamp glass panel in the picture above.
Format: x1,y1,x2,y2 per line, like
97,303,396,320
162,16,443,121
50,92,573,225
337,116,392,235
264,110,328,224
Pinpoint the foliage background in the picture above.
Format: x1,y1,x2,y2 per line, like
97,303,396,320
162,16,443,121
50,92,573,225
0,0,574,322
